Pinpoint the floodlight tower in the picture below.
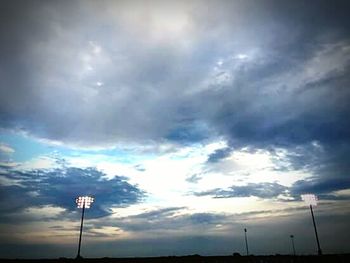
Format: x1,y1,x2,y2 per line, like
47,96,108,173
75,196,94,259
301,194,322,255
244,228,249,256
290,235,296,256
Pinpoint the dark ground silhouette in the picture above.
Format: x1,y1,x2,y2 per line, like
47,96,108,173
1,254,350,263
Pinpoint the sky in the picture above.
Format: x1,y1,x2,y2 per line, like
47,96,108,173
1,0,350,259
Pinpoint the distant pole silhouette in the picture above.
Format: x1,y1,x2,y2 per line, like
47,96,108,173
244,228,249,256
77,202,85,258
290,235,296,256
309,205,322,255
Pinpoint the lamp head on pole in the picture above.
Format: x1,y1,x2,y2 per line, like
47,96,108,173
301,194,318,206
76,196,94,209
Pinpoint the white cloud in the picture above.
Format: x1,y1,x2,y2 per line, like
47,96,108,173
0,143,15,154
23,205,66,219
17,156,59,171
236,53,248,60
49,140,313,217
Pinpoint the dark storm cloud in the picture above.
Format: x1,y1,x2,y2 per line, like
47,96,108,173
0,0,349,149
207,147,232,163
198,52,350,149
194,182,288,199
275,142,350,177
267,141,350,200
129,207,185,220
194,177,350,201
186,173,203,183
197,141,350,199
291,177,350,198
0,166,144,221
187,213,226,224
165,124,210,144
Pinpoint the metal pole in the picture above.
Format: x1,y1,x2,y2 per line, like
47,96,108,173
77,202,86,258
290,235,296,256
309,205,322,255
244,228,249,256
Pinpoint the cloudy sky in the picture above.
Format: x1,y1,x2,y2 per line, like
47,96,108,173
1,0,350,258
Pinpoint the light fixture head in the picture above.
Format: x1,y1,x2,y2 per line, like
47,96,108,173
76,196,94,209
301,194,318,206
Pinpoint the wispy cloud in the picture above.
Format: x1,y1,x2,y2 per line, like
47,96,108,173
0,143,15,154
194,183,288,199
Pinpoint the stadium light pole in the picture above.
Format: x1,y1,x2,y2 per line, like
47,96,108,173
244,228,249,256
76,196,94,259
301,194,322,255
290,235,296,256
